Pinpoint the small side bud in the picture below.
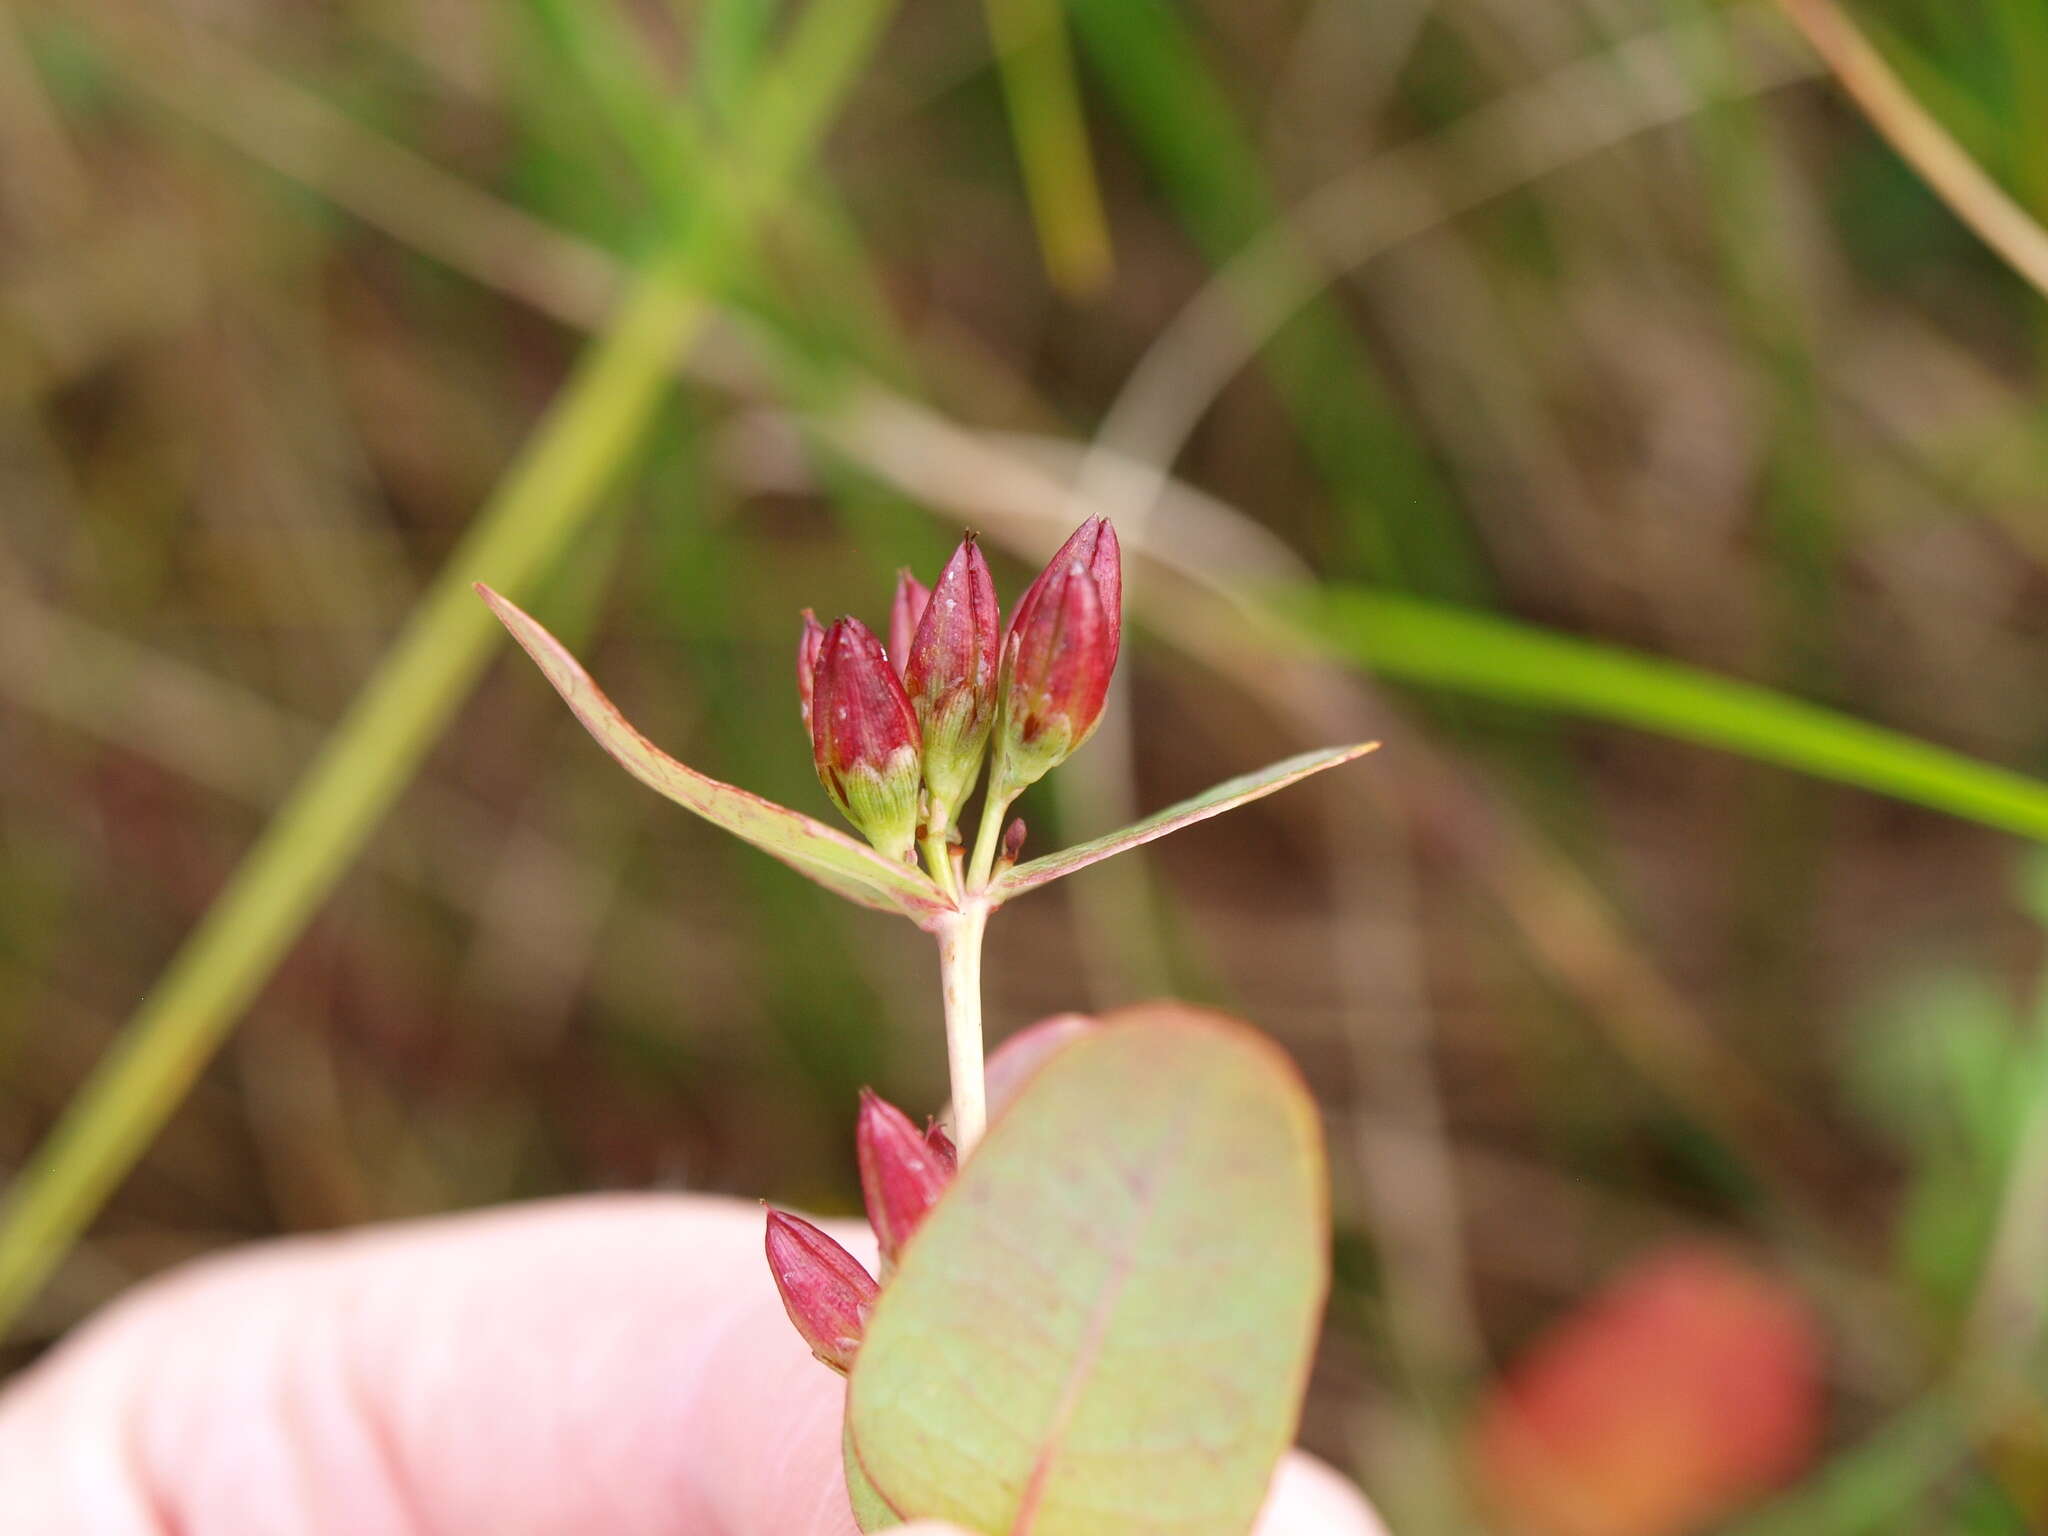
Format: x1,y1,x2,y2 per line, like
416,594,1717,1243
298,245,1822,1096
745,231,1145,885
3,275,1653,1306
925,1120,958,1174
810,617,923,863
993,517,1121,795
888,569,932,679
764,1209,878,1375
796,609,825,732
858,1088,953,1267
1000,817,1027,867
904,535,1001,828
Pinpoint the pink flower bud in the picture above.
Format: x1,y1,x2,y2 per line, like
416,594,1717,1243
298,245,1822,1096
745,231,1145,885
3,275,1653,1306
796,609,825,731
764,1209,878,1375
994,518,1120,793
1006,516,1121,678
1001,817,1027,866
888,569,932,679
924,1120,958,1174
810,616,923,863
857,1089,954,1267
903,535,1001,825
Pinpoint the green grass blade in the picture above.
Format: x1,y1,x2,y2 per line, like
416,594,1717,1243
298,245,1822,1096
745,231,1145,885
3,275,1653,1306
0,256,707,1335
0,0,901,1339
1310,589,2048,842
983,0,1113,294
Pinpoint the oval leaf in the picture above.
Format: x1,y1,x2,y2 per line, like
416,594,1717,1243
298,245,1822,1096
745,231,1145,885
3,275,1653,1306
847,1004,1328,1535
846,1418,903,1530
987,744,1377,907
478,585,952,925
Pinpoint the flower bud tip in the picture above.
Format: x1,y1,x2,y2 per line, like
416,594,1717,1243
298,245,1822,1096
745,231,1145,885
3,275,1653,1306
995,518,1120,792
858,1088,954,1265
764,1209,877,1375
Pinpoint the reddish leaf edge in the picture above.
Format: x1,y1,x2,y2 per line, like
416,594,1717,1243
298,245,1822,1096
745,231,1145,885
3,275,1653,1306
478,584,955,927
987,742,1379,907
847,1004,1331,1535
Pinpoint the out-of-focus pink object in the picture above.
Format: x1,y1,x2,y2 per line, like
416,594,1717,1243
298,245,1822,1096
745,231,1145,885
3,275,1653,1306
1471,1245,1824,1536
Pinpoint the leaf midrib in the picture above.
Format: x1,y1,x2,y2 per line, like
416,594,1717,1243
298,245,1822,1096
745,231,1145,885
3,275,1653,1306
1010,1104,1194,1535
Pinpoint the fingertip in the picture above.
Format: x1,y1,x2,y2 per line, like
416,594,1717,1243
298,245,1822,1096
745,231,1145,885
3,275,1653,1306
1260,1451,1389,1536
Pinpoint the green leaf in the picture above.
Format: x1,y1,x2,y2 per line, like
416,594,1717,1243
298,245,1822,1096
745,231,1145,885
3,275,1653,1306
478,585,953,925
845,1419,902,1530
988,744,1377,906
846,1004,1328,1535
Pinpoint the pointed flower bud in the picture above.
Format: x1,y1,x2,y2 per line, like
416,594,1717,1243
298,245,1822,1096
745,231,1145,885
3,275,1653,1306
888,569,931,680
994,518,1121,794
857,1088,954,1268
1006,516,1122,677
1001,817,1027,867
810,617,923,863
925,1120,958,1175
796,609,825,732
904,535,1001,826
764,1209,878,1375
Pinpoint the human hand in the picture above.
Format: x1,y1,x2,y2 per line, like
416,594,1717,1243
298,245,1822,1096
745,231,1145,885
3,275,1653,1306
0,1195,1384,1534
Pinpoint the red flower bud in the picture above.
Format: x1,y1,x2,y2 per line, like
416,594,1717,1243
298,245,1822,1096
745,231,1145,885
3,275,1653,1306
924,1120,958,1174
857,1089,954,1268
764,1209,878,1375
903,535,1001,825
994,518,1120,792
796,608,825,731
888,569,932,680
1006,516,1121,678
810,616,923,863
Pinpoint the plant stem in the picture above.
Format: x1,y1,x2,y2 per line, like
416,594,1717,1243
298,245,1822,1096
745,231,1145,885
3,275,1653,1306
936,901,991,1154
966,786,1017,893
920,831,959,899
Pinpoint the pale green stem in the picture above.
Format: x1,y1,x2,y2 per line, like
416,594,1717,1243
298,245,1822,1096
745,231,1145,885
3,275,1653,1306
936,901,991,1154
920,830,959,901
966,785,1019,894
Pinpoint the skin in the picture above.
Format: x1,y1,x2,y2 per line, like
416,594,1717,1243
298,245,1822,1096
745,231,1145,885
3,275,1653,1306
0,1196,1386,1535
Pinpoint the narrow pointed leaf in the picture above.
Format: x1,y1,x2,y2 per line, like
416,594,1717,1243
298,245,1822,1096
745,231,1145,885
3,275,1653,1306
846,1005,1328,1536
987,743,1377,906
479,586,952,924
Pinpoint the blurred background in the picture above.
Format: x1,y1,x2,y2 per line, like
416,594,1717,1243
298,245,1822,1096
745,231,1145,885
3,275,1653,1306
4,0,2048,1530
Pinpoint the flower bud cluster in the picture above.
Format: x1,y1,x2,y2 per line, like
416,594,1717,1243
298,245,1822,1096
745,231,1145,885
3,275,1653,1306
764,1090,958,1374
795,518,1121,870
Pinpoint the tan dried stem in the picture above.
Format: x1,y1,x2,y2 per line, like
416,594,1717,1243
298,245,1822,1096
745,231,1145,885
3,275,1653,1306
1775,0,2048,301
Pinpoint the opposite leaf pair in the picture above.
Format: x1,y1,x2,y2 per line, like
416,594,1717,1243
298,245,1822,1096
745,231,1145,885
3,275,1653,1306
478,518,1375,934
764,1091,955,1375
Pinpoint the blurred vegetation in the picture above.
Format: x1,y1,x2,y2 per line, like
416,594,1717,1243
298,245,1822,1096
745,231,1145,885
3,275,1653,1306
4,0,2048,1530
